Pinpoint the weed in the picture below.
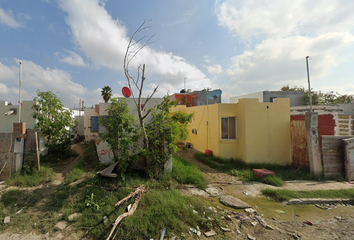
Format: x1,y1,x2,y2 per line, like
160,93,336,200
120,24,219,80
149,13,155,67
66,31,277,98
172,155,208,189
194,152,327,185
66,168,84,183
262,188,354,201
260,175,284,187
6,166,54,187
85,193,101,210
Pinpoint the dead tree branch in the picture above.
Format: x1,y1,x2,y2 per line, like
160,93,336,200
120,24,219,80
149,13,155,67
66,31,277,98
106,185,147,240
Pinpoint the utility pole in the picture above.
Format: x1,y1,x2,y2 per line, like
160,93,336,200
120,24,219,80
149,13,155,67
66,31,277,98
19,62,22,122
306,56,313,112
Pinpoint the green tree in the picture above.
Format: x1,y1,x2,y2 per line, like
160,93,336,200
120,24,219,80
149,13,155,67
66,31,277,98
99,98,140,177
32,90,77,154
145,96,194,178
101,86,113,103
281,85,353,105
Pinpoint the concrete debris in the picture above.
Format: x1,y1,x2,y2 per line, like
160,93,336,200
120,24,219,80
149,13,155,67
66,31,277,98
265,224,274,230
204,230,217,237
3,216,10,224
55,221,67,230
68,212,82,221
245,208,257,213
190,228,197,234
220,195,250,209
251,221,258,226
220,226,231,232
247,233,256,240
103,216,109,226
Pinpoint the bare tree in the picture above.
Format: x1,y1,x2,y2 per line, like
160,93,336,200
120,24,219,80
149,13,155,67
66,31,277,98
123,19,158,164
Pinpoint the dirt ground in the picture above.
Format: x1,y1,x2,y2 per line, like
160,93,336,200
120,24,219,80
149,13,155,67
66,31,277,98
1,145,354,240
177,148,354,240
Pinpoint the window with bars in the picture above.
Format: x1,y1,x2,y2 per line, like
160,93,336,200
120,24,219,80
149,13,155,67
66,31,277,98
221,117,236,139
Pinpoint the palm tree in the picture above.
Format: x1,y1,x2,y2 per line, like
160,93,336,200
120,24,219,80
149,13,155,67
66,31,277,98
101,86,113,103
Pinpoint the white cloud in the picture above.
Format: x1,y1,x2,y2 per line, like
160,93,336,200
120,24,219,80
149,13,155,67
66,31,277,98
0,59,105,107
215,0,354,95
216,0,354,40
0,8,22,29
208,64,223,74
227,33,354,86
55,49,87,67
58,0,211,96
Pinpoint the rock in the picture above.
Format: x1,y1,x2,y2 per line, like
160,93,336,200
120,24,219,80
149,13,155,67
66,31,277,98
3,216,10,224
247,233,256,240
220,226,231,232
220,195,250,209
55,221,67,230
68,212,82,221
204,230,217,237
205,187,221,196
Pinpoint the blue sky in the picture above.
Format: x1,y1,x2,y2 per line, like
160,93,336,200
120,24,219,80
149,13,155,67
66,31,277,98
1,0,354,108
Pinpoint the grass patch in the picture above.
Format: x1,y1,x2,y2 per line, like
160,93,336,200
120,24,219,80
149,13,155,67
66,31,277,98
262,188,354,201
6,166,54,187
66,168,84,183
194,152,322,186
172,155,208,189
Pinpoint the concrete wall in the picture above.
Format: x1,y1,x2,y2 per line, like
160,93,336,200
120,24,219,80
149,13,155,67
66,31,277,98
0,133,14,180
263,91,305,106
99,98,163,123
171,98,291,165
195,90,221,106
291,104,354,136
0,101,37,133
230,91,264,104
83,108,99,141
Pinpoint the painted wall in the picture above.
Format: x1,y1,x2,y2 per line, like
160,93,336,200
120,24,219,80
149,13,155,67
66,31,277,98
172,98,291,165
230,91,264,103
170,93,196,107
241,98,291,165
0,101,37,133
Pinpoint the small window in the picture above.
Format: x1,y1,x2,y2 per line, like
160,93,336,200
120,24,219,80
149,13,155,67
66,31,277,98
221,117,236,139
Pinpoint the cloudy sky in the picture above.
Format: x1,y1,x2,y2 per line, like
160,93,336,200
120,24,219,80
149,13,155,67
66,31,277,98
1,0,354,108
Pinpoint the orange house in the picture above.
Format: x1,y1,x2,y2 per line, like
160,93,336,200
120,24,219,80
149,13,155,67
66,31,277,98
170,92,197,107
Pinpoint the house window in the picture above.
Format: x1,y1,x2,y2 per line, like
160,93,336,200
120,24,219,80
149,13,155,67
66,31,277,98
221,117,236,139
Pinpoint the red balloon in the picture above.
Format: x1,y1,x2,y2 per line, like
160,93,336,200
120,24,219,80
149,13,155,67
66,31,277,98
122,87,131,98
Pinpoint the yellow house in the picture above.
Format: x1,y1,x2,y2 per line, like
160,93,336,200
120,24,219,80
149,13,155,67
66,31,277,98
171,98,291,165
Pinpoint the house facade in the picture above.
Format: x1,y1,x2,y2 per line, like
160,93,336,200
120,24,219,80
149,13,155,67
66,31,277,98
171,98,291,165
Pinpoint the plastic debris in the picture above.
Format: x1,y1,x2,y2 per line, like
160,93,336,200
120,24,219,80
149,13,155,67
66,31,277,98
304,220,313,225
127,204,132,211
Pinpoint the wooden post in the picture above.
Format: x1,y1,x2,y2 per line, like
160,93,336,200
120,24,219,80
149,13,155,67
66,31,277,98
35,132,40,171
